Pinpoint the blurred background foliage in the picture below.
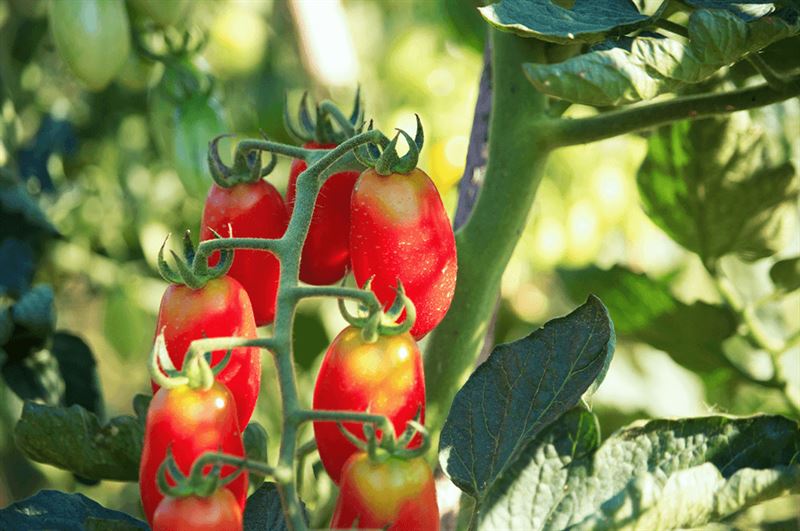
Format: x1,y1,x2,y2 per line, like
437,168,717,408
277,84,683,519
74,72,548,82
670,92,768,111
0,0,797,526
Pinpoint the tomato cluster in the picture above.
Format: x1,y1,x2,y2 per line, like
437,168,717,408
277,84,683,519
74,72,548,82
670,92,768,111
139,93,449,530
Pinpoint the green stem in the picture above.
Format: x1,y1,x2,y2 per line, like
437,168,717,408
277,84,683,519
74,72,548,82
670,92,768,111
653,19,689,38
546,74,800,147
295,440,317,497
289,285,380,311
423,30,553,442
236,139,312,161
746,54,790,91
293,408,392,432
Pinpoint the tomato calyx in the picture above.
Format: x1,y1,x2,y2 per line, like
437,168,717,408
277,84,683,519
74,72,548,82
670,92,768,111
157,450,243,500
158,230,233,289
354,115,424,176
339,279,417,343
149,331,231,391
284,89,363,145
338,412,430,463
207,133,278,188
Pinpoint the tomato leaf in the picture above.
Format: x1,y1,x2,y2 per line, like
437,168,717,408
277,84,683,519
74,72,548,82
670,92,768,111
439,295,615,500
479,0,667,43
244,422,270,487
14,402,145,481
11,285,56,337
638,115,798,262
481,413,800,529
683,0,778,20
770,256,800,293
559,266,737,373
0,239,35,298
51,332,105,418
0,490,148,530
243,482,308,531
523,8,800,105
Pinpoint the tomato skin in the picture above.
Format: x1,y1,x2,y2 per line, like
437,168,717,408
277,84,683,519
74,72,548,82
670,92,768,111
201,181,288,325
153,489,243,531
288,142,359,285
313,326,425,484
350,168,457,339
331,453,440,531
152,276,260,429
139,382,247,525
48,0,131,91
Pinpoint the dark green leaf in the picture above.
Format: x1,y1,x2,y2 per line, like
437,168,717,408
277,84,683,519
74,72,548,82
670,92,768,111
0,239,35,298
439,296,615,499
479,0,667,44
0,490,148,531
52,332,105,418
292,309,329,370
638,116,797,262
523,8,800,105
84,517,150,531
481,408,601,530
684,0,777,21
559,266,737,373
479,414,800,529
12,284,56,337
244,422,270,487
15,402,144,481
2,351,64,405
243,482,308,531
770,256,800,293
0,306,13,345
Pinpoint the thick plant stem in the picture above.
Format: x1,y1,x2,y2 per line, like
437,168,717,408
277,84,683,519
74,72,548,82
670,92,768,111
423,29,553,440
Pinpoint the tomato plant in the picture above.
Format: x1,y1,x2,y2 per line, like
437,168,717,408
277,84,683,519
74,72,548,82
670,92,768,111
139,337,247,525
4,3,800,531
153,489,243,531
312,324,425,484
201,179,288,326
153,274,260,429
48,0,131,91
331,452,439,531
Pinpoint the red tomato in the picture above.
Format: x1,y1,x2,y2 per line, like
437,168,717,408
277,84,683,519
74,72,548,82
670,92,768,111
153,489,243,531
288,142,359,285
350,168,457,339
153,275,260,429
139,381,247,525
331,452,440,530
313,326,425,484
201,180,288,325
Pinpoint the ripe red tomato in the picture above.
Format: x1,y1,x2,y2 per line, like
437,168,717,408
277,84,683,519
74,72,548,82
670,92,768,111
153,489,243,531
350,168,457,339
139,381,247,525
153,275,260,429
312,326,425,484
331,452,440,530
288,142,360,285
201,180,288,325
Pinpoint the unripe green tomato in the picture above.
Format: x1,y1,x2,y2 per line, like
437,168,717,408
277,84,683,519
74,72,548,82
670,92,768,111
48,0,131,91
129,0,190,27
115,52,163,92
171,95,226,199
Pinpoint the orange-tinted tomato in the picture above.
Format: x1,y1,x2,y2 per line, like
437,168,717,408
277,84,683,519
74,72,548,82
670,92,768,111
350,168,457,339
201,180,288,325
153,489,243,531
139,382,247,525
331,453,440,530
152,275,260,429
288,142,359,285
313,326,425,484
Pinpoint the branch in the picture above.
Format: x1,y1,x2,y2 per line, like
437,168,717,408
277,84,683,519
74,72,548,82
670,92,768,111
746,53,791,90
454,41,492,230
547,75,800,147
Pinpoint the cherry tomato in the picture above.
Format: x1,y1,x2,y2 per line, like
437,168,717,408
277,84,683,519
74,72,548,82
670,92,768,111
350,168,457,339
139,381,247,525
288,142,360,285
331,453,440,530
48,0,131,91
153,489,243,531
201,180,288,325
153,275,260,429
313,326,425,484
